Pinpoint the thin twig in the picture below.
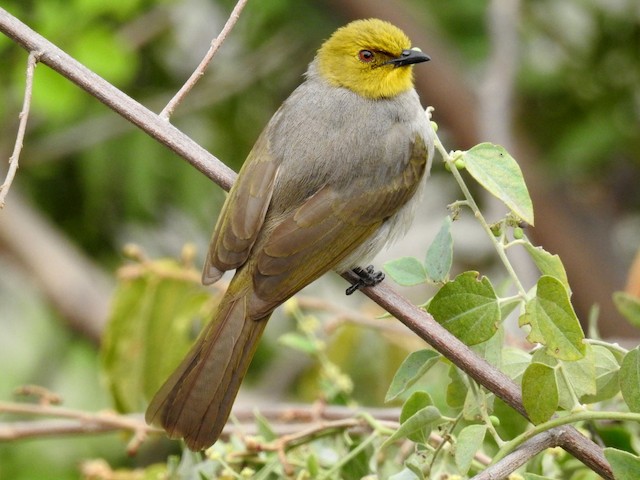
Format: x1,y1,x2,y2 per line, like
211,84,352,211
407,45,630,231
160,0,250,119
0,400,402,456
0,7,236,190
0,50,38,208
471,430,559,480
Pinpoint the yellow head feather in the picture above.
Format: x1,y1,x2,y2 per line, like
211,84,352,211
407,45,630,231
317,19,423,99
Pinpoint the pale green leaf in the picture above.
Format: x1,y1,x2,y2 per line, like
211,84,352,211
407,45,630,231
502,347,532,383
463,143,534,225
619,347,640,413
613,291,640,328
463,385,494,421
524,242,570,293
384,257,428,286
101,259,212,413
446,365,468,409
424,216,453,283
382,404,444,448
532,345,596,410
455,425,487,474
399,391,433,443
519,275,585,360
522,362,558,424
582,345,621,403
604,448,640,480
471,326,504,368
385,349,440,402
428,271,500,345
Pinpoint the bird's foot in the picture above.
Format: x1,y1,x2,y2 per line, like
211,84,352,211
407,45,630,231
345,265,385,295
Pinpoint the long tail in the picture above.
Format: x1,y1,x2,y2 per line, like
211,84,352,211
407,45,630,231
145,278,270,450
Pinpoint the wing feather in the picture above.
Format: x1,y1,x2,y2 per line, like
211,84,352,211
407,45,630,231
202,129,279,284
253,134,429,306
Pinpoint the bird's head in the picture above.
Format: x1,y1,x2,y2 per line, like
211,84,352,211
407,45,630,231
316,18,430,100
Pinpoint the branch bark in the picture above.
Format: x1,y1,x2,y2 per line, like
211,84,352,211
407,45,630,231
0,7,236,192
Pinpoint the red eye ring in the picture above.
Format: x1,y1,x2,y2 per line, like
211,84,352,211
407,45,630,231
358,49,374,62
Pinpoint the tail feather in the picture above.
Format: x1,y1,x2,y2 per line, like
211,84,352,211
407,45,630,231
145,290,270,450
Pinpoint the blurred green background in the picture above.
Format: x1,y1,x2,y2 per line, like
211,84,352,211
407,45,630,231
1,0,639,478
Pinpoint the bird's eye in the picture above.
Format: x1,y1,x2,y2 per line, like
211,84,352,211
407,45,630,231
358,50,374,63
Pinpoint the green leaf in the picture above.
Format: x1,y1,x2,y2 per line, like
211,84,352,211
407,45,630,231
424,216,453,283
101,259,212,413
523,474,555,480
604,448,640,480
471,326,504,368
523,242,570,293
446,365,468,409
502,347,531,383
532,345,596,410
428,271,500,345
463,143,534,225
455,425,487,474
384,257,428,286
400,391,433,423
522,362,558,424
385,349,440,402
519,275,585,361
581,345,621,403
383,401,444,448
341,439,372,480
399,391,433,443
613,291,640,328
619,347,640,413
463,386,494,421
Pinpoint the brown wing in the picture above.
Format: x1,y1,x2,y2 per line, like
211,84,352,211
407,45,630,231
251,134,429,309
202,128,279,284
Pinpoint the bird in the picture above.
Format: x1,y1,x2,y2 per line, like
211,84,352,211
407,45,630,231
145,18,434,451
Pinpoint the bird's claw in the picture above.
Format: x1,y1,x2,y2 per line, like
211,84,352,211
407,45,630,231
345,265,385,295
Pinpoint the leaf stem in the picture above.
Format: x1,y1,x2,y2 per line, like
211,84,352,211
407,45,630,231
586,339,628,356
493,410,640,464
434,134,527,298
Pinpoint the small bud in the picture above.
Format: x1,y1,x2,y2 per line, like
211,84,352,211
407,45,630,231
489,415,501,427
490,223,502,237
513,226,524,239
454,157,466,170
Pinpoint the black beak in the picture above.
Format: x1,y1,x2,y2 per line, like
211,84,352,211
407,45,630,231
386,48,431,67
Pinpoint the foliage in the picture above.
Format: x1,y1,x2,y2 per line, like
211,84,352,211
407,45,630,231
99,133,640,479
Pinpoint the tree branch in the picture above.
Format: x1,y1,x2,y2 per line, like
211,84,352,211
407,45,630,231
0,7,236,191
